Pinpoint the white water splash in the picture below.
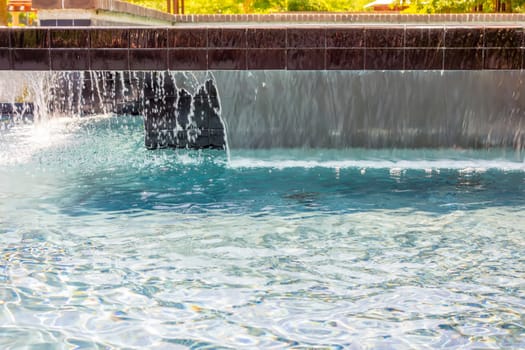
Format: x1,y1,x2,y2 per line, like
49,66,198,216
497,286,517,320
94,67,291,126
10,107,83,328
227,158,525,172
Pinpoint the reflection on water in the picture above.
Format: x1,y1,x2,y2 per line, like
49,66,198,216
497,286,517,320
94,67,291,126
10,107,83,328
0,116,524,349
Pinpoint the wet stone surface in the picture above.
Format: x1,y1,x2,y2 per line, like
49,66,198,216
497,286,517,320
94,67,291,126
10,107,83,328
0,25,523,71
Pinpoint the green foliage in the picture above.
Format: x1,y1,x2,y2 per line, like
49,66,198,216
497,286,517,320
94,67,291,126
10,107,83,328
404,0,525,13
186,0,243,14
125,0,525,13
287,0,327,11
403,0,478,13
125,0,370,13
127,0,164,12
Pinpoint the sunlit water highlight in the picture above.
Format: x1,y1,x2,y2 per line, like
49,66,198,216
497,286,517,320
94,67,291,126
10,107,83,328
1,116,524,349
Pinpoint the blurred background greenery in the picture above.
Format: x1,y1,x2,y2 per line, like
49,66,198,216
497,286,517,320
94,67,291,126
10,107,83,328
0,0,522,27
126,0,524,14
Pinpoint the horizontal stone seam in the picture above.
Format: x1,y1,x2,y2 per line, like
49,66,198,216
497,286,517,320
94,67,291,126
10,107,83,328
1,48,523,71
2,26,525,49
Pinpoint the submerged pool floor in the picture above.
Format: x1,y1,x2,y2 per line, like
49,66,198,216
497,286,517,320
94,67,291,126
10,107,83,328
0,116,524,348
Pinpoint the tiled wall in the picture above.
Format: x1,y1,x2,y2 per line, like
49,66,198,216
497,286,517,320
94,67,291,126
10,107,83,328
0,26,524,71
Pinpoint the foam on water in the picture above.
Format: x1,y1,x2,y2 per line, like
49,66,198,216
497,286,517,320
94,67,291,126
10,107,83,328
228,157,525,172
0,114,115,166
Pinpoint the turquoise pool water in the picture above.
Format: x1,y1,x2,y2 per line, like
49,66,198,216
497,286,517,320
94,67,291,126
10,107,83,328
1,115,524,349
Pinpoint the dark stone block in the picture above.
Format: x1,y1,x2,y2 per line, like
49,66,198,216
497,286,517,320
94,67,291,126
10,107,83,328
109,71,140,102
247,28,286,48
169,28,207,48
118,101,141,116
186,131,210,149
445,28,483,48
176,88,192,127
11,29,49,48
66,71,131,114
51,49,90,70
247,49,285,69
0,103,34,124
168,49,207,70
0,30,9,47
444,48,483,69
129,49,168,70
208,49,246,70
484,48,522,69
208,117,223,130
50,29,89,48
484,27,523,48
428,27,446,48
145,130,180,149
130,29,168,49
405,27,444,48
90,49,129,70
209,129,226,149
40,20,57,26
287,49,325,70
405,48,443,70
208,28,246,48
73,19,91,26
205,79,220,111
0,49,10,69
0,102,32,114
57,20,74,26
288,28,325,48
193,84,217,128
143,77,224,150
91,29,129,49
365,27,404,48
142,72,177,99
12,49,50,70
46,72,85,114
143,115,178,140
326,28,364,48
365,48,404,70
326,48,364,70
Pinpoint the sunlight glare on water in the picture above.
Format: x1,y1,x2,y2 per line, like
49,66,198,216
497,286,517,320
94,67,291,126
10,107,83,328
0,115,524,349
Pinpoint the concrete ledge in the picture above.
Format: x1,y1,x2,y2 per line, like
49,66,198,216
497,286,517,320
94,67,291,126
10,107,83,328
39,9,174,26
169,13,525,25
35,0,176,25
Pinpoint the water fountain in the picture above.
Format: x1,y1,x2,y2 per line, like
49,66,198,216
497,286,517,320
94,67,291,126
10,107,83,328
1,23,525,349
1,25,525,151
2,69,524,151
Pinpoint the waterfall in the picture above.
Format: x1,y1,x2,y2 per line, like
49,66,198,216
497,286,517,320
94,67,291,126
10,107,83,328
1,70,524,151
215,70,525,150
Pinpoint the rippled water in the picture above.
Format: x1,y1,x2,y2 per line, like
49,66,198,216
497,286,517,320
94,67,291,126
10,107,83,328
1,115,524,349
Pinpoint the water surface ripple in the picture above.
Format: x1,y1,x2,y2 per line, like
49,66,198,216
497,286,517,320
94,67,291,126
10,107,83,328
0,116,524,349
